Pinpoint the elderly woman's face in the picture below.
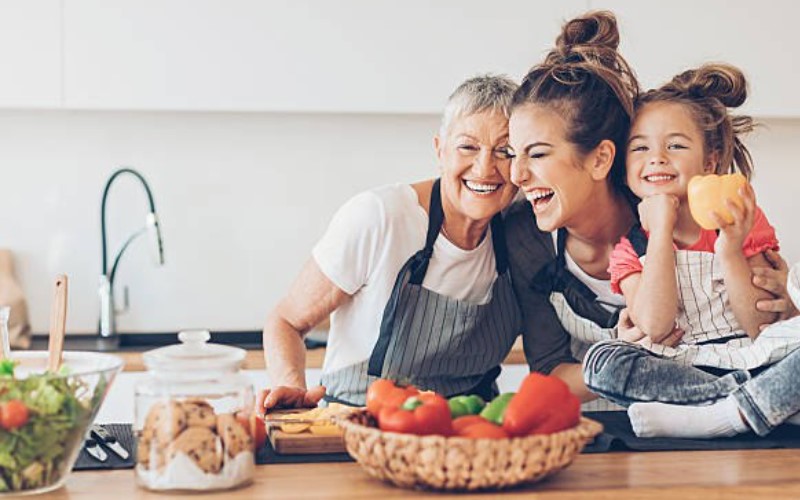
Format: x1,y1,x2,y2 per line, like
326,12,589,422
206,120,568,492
509,104,596,232
435,111,517,223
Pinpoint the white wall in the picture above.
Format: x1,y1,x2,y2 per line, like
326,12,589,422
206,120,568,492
2,110,799,334
0,110,440,333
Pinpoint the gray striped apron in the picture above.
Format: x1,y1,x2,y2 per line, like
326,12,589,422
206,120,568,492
321,179,522,406
532,227,624,411
625,223,800,371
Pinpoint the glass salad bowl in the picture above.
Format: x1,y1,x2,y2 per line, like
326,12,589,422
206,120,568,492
0,351,123,496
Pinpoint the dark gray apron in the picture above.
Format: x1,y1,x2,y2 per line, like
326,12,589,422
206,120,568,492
321,179,521,405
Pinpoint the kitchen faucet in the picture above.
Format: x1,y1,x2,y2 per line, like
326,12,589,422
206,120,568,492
98,168,165,338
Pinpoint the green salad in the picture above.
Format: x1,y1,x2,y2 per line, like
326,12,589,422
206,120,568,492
0,359,100,493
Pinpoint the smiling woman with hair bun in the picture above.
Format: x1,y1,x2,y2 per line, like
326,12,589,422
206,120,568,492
503,11,795,412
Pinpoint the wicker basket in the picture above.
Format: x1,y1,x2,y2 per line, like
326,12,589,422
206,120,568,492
338,410,602,491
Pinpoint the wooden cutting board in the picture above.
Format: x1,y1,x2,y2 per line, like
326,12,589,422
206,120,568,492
268,428,346,455
265,408,348,455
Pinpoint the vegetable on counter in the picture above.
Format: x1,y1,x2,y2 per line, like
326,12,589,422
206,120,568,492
378,393,453,436
479,393,515,425
447,395,485,418
503,373,580,437
456,421,509,440
364,376,582,439
366,379,419,418
0,361,92,493
0,400,29,430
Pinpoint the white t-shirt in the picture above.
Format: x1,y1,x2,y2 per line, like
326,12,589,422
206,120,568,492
312,184,497,374
551,233,626,312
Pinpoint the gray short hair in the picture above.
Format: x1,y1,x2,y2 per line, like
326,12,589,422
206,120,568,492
440,74,519,138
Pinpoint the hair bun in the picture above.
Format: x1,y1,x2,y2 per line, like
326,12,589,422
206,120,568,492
674,63,748,108
556,11,620,56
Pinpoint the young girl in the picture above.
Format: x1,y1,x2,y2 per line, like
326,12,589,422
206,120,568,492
582,63,800,438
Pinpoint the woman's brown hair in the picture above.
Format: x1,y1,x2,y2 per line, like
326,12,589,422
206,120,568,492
512,11,640,193
637,63,755,179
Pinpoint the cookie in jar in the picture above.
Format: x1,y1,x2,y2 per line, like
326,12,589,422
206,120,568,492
134,331,256,491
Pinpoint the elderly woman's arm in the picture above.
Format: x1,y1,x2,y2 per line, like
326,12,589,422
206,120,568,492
259,258,350,413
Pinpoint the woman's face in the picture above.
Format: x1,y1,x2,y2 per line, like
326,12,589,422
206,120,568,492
435,110,518,223
626,101,713,201
509,104,596,232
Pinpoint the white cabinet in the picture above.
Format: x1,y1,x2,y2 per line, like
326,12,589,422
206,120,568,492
0,0,61,108
592,0,800,117
63,0,587,113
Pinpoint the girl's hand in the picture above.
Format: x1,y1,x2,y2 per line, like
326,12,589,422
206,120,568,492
714,184,756,255
638,194,679,235
753,249,800,326
256,385,327,416
617,308,685,347
616,308,645,343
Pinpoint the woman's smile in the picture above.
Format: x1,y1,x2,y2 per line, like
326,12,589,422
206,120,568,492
523,187,556,213
462,178,503,196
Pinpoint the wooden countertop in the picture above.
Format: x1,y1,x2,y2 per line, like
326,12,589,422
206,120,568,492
42,448,800,499
115,338,528,372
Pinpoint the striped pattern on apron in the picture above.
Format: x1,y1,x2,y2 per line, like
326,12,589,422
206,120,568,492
321,179,522,406
532,228,624,411
627,224,800,370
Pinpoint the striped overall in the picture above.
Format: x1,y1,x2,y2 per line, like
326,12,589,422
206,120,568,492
532,228,623,411
624,223,800,370
321,179,522,405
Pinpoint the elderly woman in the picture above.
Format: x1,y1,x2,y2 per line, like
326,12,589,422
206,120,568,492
260,75,521,410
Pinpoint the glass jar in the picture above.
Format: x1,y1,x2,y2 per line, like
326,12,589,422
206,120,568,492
134,330,255,492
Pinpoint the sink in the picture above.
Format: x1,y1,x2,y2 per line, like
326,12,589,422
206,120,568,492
28,330,327,352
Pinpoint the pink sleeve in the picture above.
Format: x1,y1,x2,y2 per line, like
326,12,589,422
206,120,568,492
609,237,644,295
742,206,780,258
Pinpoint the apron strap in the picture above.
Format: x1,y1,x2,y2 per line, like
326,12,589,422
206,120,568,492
410,178,509,284
626,222,648,257
369,178,510,378
541,227,621,329
409,179,445,285
490,213,509,275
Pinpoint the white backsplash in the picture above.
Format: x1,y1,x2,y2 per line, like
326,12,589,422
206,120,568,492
1,110,799,334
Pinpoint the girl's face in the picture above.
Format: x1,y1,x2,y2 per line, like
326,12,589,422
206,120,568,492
626,101,716,201
435,110,518,224
509,104,597,232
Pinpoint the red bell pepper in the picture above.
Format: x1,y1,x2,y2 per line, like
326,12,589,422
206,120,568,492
457,421,510,439
528,393,581,435
378,393,453,436
366,379,419,418
502,372,580,436
452,415,487,434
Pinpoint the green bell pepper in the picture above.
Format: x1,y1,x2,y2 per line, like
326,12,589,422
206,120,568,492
448,395,486,418
479,392,515,425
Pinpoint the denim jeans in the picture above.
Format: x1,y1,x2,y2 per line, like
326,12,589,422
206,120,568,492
583,339,800,436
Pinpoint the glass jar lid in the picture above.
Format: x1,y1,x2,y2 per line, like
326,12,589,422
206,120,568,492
142,330,246,373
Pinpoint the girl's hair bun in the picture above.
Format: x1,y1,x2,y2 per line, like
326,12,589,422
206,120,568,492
672,63,748,108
